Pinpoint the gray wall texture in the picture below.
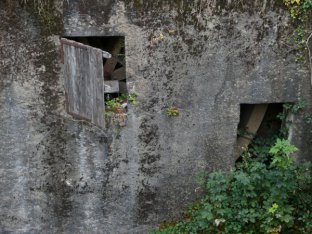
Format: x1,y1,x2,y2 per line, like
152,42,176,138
1,0,311,233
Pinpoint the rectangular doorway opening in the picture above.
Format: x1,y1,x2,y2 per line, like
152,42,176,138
236,103,286,161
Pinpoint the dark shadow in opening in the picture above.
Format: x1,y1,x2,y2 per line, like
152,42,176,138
236,103,284,163
64,36,127,97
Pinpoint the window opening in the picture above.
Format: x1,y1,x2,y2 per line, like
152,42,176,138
62,36,128,128
236,103,284,161
65,36,127,95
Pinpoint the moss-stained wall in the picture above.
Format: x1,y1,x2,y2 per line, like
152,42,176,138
0,0,311,233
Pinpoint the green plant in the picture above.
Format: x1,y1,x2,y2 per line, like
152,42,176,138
105,93,138,112
276,100,307,137
127,93,139,105
166,107,180,117
106,99,122,112
104,93,139,126
282,0,312,76
283,0,312,19
270,138,298,169
152,138,312,234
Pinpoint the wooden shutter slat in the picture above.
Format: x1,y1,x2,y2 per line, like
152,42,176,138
62,38,105,128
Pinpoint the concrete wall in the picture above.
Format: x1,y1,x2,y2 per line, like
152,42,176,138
1,0,311,233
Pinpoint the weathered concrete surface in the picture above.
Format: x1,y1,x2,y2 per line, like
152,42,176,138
0,1,119,233
1,0,311,233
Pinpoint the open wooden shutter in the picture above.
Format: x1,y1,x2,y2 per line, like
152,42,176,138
61,38,105,128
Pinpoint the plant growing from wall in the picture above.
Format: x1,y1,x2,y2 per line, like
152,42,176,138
106,99,123,113
105,93,139,125
283,0,312,18
127,93,139,105
282,0,312,83
14,0,63,35
166,107,180,117
276,100,306,137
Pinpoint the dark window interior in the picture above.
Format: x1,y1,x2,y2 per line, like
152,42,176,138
236,103,284,161
238,103,283,139
65,36,127,100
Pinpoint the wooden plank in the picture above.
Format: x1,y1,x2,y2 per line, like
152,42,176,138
104,57,118,76
61,38,91,50
111,67,126,81
104,80,119,93
89,45,105,128
236,104,268,159
104,38,124,75
62,38,105,129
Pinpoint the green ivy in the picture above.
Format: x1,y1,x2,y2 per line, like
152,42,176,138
283,0,312,19
282,0,312,62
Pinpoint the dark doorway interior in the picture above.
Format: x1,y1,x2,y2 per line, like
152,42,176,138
236,103,284,161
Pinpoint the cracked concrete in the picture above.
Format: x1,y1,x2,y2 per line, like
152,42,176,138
0,0,311,233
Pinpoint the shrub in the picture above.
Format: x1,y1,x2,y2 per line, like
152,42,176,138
152,139,312,234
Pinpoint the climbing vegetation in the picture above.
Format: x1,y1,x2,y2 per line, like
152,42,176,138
283,0,312,71
283,0,312,19
10,0,63,35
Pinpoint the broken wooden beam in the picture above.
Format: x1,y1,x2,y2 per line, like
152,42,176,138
236,104,268,159
104,80,119,93
111,67,126,81
104,38,124,75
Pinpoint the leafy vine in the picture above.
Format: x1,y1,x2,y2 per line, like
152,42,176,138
283,0,312,84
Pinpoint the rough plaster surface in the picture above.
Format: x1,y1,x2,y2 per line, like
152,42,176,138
0,0,311,233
